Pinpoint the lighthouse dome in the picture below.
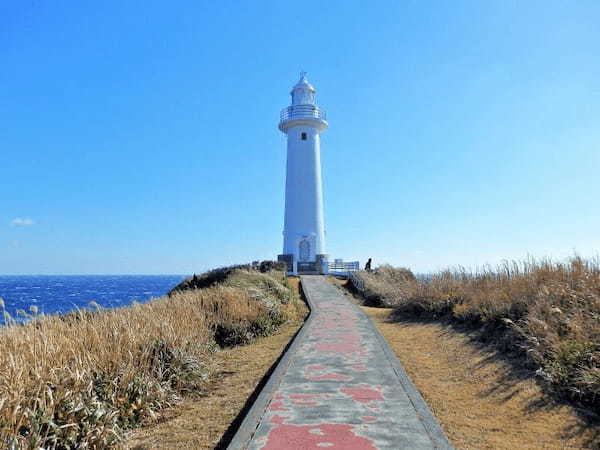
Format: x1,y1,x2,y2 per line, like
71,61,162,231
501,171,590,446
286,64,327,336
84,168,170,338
291,73,316,105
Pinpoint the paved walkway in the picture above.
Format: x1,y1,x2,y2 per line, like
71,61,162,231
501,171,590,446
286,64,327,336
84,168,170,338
229,276,452,449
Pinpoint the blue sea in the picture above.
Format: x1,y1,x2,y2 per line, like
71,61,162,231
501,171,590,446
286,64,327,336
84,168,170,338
0,275,186,321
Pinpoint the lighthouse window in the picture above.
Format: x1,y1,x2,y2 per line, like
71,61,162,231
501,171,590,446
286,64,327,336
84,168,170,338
301,132,307,140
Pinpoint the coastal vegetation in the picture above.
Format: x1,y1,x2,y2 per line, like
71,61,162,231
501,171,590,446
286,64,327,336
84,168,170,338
351,256,600,415
0,263,303,449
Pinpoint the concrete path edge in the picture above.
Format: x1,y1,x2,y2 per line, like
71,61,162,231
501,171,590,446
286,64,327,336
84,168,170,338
358,299,453,449
226,280,316,450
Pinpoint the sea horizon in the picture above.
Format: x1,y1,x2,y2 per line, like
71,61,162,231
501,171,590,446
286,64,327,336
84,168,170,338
0,273,189,276
0,274,187,321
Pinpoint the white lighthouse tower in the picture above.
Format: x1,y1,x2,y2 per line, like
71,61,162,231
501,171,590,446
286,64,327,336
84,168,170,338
277,73,329,275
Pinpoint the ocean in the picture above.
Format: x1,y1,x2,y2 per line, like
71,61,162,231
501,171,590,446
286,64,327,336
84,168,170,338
0,275,186,322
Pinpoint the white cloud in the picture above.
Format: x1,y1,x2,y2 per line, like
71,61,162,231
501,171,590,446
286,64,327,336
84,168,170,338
10,218,34,227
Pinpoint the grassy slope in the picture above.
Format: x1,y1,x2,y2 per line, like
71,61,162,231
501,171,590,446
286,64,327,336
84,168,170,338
340,257,600,447
0,266,305,449
125,276,308,449
352,258,600,413
124,321,305,449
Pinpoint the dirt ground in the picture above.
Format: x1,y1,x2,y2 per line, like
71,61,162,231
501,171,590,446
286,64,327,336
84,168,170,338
124,316,306,449
364,306,599,450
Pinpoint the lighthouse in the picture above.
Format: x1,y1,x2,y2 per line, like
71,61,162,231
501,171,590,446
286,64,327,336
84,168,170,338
277,73,329,275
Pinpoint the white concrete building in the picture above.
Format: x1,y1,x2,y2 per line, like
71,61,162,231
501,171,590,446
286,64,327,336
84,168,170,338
277,74,329,275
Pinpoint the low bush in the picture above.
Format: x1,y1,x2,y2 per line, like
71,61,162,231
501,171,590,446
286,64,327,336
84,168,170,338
354,265,418,307
352,257,600,412
168,260,287,295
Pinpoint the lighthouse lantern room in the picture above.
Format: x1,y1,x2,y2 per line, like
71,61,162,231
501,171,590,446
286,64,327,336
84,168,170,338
277,74,329,275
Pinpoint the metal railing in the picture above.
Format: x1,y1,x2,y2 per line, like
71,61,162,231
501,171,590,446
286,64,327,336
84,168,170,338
328,261,360,272
280,105,327,124
348,271,365,292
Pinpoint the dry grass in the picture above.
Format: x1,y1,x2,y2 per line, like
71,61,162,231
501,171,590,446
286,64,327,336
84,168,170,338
352,257,600,414
124,273,308,449
124,320,306,449
365,306,598,449
0,267,302,448
285,276,302,298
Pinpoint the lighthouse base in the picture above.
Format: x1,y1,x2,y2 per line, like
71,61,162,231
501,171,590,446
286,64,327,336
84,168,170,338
278,254,329,275
277,254,294,273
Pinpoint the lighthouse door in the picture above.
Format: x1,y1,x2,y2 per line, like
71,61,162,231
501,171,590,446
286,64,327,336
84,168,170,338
299,238,311,262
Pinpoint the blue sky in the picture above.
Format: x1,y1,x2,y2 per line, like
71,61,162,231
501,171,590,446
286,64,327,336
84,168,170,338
1,1,599,275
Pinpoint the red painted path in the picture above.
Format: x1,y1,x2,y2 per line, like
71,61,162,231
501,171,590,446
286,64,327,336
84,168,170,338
232,276,451,449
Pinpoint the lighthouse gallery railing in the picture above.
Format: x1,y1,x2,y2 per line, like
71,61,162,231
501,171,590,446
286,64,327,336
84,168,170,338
279,105,327,124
